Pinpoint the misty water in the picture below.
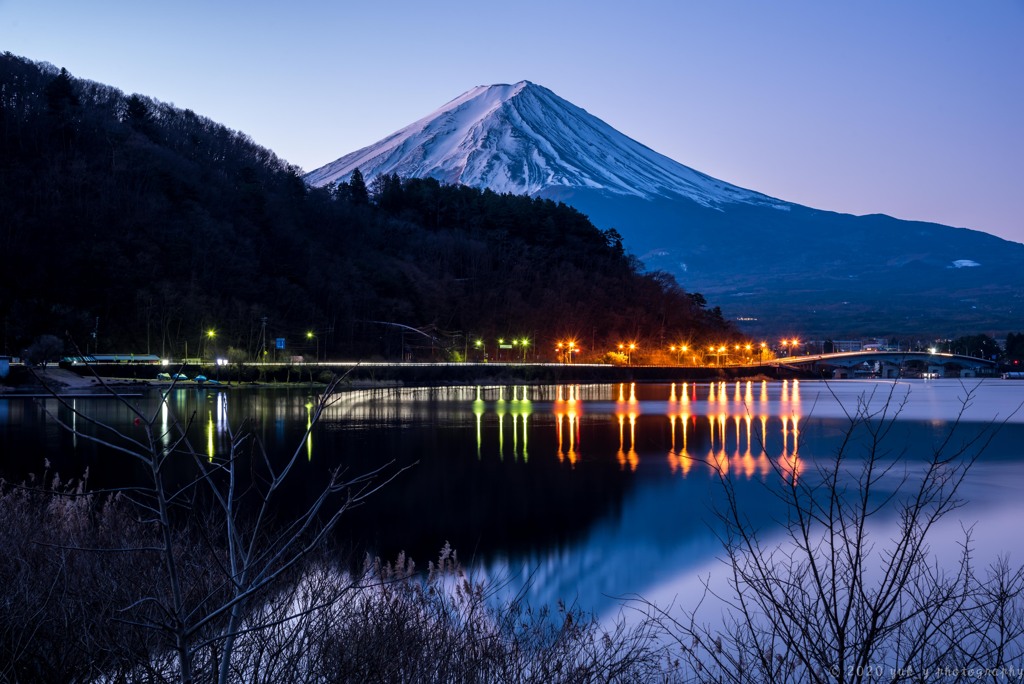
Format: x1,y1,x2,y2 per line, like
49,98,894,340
2,378,1024,620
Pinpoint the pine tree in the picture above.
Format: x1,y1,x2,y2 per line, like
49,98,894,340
349,167,369,205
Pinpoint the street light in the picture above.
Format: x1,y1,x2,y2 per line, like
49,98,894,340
557,340,579,364
516,337,530,362
306,331,319,362
204,329,216,361
618,342,636,365
669,344,688,364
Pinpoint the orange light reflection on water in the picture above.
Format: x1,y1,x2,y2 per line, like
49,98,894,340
467,382,804,480
662,381,802,480
555,384,581,466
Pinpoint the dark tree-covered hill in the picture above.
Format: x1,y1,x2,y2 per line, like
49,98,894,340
0,54,734,361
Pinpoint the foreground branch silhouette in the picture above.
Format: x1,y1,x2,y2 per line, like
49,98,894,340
649,382,1024,683
22,367,408,683
3,368,663,682
5,373,1024,682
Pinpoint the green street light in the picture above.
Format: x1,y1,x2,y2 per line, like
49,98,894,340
306,330,319,362
204,329,216,360
518,337,530,362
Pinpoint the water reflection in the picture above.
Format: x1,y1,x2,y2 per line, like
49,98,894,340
305,401,313,461
454,382,806,481
555,391,579,465
1,380,815,483
265,381,813,481
4,380,1022,625
202,391,230,461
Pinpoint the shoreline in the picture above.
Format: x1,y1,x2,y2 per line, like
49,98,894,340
1,360,807,393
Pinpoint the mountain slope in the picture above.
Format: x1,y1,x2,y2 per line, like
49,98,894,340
307,82,1024,338
306,81,784,209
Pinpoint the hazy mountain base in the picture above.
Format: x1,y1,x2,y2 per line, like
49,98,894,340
540,188,1024,339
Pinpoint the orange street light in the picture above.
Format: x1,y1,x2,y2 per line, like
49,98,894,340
558,340,579,364
670,344,688,364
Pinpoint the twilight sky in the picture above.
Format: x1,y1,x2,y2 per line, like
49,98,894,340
4,0,1023,243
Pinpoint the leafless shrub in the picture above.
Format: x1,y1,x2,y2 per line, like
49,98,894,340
232,543,670,683
16,366,406,684
648,382,1024,683
0,472,165,682
8,366,667,682
17,367,1021,682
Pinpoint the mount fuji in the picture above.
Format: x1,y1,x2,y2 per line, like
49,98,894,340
305,81,782,209
307,81,1024,337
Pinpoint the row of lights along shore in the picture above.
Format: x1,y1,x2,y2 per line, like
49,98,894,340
194,328,802,366
545,338,803,365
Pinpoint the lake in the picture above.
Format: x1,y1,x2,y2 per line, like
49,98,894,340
2,378,1023,619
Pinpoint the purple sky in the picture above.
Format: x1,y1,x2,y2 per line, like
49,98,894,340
4,0,1023,243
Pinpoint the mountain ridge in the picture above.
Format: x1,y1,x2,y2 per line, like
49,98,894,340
0,54,738,358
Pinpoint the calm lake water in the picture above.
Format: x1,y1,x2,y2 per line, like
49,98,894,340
2,378,1023,618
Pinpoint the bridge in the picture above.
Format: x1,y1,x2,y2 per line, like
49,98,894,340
766,350,998,378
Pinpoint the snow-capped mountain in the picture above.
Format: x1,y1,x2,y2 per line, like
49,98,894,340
305,81,783,210
307,81,1024,337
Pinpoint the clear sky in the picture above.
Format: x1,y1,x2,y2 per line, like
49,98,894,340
4,0,1023,243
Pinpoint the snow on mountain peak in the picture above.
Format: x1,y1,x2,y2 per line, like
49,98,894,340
304,81,783,209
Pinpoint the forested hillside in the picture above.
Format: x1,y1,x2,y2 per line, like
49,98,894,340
0,54,733,361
